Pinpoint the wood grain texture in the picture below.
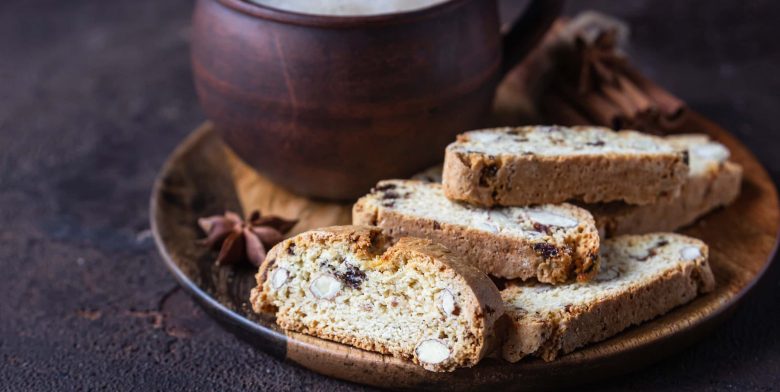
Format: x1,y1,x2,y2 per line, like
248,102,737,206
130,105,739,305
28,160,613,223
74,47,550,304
151,110,778,390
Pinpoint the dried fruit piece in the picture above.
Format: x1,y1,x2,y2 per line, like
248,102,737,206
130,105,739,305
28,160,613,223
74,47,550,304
389,296,403,308
310,274,342,299
415,339,450,365
479,164,499,187
382,190,400,200
335,264,367,290
532,222,552,235
533,242,560,259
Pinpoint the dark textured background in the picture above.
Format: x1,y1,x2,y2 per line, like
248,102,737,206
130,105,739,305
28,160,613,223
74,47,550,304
1,0,778,390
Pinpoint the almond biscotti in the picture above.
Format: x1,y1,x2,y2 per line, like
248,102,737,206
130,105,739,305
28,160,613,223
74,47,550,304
352,180,600,284
501,233,715,362
442,126,689,207
588,135,743,236
250,226,504,372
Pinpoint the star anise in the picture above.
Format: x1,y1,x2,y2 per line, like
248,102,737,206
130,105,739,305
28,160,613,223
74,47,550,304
197,210,298,267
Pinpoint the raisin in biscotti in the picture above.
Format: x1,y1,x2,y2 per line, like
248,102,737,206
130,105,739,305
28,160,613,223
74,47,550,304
250,226,503,372
588,135,743,236
442,125,689,207
352,180,600,284
501,233,715,362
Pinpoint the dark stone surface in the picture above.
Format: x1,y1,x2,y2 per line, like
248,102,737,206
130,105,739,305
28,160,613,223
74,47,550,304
0,0,777,390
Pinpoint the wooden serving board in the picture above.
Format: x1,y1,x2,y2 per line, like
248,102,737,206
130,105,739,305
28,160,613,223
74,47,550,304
150,113,778,390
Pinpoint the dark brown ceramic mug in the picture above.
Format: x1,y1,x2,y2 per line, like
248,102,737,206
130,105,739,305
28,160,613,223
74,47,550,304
192,0,563,200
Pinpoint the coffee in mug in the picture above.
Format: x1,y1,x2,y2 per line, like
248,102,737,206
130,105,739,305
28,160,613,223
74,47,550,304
247,0,450,16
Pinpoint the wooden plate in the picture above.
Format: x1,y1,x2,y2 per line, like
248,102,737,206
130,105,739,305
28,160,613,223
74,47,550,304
150,114,778,390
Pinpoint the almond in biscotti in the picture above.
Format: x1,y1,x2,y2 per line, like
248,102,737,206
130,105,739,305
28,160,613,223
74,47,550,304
442,126,689,207
250,226,504,372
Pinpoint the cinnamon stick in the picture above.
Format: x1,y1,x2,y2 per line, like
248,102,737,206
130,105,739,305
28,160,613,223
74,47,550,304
601,83,640,119
622,65,686,122
517,15,689,134
552,78,624,128
616,74,655,116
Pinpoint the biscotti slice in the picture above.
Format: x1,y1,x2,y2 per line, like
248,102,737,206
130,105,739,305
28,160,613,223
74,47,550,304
442,125,689,206
588,134,743,236
501,233,715,362
352,180,600,284
250,226,503,372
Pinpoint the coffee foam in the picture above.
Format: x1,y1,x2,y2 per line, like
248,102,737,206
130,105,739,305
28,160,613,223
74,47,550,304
248,0,450,16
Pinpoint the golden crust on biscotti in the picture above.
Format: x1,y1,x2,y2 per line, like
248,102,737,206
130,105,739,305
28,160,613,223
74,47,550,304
353,180,600,284
587,134,743,236
442,125,689,207
250,225,503,372
501,233,714,362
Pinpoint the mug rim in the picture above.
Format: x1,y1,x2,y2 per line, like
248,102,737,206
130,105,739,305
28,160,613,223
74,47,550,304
215,0,473,27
